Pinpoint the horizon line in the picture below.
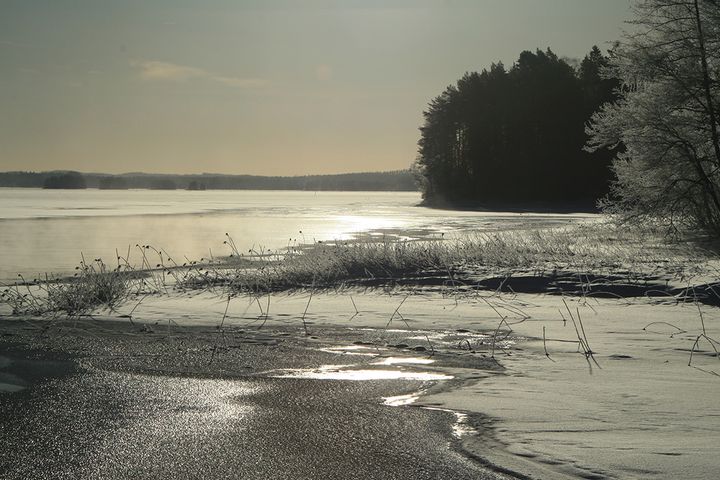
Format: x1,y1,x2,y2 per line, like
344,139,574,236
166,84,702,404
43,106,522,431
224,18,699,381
0,169,412,178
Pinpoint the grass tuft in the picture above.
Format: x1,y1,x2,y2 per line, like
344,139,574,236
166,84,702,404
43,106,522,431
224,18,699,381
2,258,142,317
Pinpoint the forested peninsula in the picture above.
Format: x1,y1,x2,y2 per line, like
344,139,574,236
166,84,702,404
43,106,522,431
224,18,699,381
414,46,618,207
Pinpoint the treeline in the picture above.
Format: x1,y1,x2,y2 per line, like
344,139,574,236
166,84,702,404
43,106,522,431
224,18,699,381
0,170,417,191
415,47,619,207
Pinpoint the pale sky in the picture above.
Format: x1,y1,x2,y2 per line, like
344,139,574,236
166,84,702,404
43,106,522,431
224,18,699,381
0,0,632,175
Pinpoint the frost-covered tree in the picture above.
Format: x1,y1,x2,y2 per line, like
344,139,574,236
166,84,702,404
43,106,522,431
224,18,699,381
586,0,720,235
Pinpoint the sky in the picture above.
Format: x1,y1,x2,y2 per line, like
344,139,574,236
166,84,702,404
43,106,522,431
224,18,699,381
0,0,632,176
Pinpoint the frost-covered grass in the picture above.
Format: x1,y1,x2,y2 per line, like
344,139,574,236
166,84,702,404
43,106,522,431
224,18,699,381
0,222,711,316
1,259,137,316
177,222,706,294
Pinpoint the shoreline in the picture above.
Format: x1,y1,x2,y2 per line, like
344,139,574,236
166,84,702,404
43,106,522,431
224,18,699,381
3,270,720,478
418,198,600,215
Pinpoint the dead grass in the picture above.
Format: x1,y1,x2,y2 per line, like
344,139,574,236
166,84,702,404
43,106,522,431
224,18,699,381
0,221,710,318
1,254,155,317
177,222,705,294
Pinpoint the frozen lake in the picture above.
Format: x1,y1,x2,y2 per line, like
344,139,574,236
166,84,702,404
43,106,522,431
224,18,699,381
0,188,593,282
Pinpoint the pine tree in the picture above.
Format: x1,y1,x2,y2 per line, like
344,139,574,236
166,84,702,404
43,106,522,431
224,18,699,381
415,48,615,205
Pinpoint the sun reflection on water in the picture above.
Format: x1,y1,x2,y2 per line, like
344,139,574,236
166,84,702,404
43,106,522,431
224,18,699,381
273,364,452,381
334,215,406,235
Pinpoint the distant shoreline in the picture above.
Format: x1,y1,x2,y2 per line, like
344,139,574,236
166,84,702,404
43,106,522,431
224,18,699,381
0,170,419,192
420,198,600,214
0,186,419,193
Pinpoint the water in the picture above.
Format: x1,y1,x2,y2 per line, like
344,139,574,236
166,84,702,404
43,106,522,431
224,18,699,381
0,188,593,283
273,365,453,381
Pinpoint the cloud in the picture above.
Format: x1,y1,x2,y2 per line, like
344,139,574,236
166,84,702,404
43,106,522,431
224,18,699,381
0,39,35,48
212,75,268,88
134,61,205,81
132,60,267,88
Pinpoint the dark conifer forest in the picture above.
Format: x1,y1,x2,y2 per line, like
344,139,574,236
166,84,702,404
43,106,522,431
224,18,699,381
41,171,87,189
0,170,416,191
414,47,618,207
